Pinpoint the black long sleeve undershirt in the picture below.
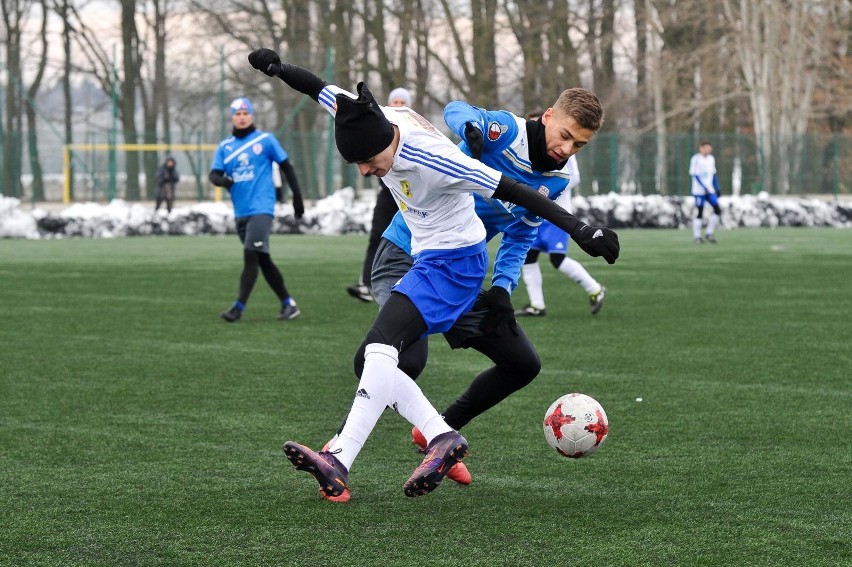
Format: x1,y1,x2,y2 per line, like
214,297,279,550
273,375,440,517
278,160,302,195
208,169,231,189
275,64,328,102
492,175,585,237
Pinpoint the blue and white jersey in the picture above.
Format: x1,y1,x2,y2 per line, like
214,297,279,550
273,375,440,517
316,84,502,255
441,101,575,291
537,154,581,237
213,129,288,218
689,153,717,196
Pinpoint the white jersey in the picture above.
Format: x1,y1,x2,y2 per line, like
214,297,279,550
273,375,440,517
318,85,502,255
689,153,717,196
553,155,580,213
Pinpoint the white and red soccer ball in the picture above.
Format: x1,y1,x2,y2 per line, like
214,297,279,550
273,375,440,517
543,393,609,458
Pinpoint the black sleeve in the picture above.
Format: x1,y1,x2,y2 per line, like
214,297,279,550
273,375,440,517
492,175,585,236
208,169,230,188
275,64,328,102
279,160,302,194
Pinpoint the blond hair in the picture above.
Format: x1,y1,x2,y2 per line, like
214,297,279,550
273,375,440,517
553,88,604,131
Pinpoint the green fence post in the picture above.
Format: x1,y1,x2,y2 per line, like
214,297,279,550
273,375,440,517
108,47,118,201
196,131,204,201
832,133,839,200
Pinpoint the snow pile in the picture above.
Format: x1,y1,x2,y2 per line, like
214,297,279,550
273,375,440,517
1,190,850,240
0,195,40,238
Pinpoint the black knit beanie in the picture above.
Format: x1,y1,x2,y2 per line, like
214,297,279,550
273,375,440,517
335,82,394,163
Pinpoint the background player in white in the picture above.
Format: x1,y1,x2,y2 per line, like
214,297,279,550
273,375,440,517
690,141,722,243
346,87,413,303
209,97,305,322
515,110,607,316
248,48,619,501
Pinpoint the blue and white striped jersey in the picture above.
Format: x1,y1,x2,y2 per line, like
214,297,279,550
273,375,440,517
316,84,503,255
443,101,576,291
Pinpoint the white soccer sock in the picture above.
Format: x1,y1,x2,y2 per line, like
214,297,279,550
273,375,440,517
521,262,545,309
706,213,720,236
330,343,397,470
557,257,601,295
692,217,703,239
390,367,453,444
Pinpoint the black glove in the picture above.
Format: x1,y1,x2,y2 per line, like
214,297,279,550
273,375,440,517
292,191,305,219
248,48,283,77
464,122,484,160
571,224,620,265
223,175,235,189
474,286,518,337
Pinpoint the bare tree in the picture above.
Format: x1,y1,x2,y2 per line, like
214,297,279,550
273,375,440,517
1,0,32,198
503,0,582,111
722,0,837,194
434,0,499,106
137,0,171,198
24,0,49,201
56,0,75,199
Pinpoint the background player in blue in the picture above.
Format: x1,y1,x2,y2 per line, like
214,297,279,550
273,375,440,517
248,48,618,502
208,97,305,322
690,141,722,243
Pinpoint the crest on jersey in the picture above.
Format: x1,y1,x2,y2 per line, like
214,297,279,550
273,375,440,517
537,185,550,198
400,180,413,198
252,143,263,155
488,121,508,141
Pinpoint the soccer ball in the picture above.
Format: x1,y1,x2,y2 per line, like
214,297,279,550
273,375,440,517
543,393,609,458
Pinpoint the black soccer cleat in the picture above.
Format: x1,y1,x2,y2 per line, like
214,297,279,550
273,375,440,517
220,307,242,322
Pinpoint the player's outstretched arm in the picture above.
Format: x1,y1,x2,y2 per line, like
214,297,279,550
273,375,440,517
493,176,620,264
248,48,327,102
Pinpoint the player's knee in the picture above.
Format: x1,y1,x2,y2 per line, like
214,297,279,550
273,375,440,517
353,340,366,379
548,254,565,270
524,249,540,264
501,346,541,387
398,341,427,380
257,252,273,267
517,350,541,385
364,326,390,347
243,248,261,264
696,207,705,219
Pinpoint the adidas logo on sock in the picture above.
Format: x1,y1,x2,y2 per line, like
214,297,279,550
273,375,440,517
593,229,603,238
356,388,370,399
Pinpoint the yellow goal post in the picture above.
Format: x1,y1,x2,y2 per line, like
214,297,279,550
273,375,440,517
62,142,220,204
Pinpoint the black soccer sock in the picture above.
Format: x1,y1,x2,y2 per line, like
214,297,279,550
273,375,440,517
237,249,261,304
258,252,290,301
441,330,541,431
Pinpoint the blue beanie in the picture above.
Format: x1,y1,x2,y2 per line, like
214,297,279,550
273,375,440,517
230,97,254,116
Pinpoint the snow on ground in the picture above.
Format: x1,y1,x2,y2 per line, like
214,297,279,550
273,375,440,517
1,188,850,239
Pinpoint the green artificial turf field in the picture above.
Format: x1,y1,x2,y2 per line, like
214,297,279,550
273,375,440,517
1,228,849,566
